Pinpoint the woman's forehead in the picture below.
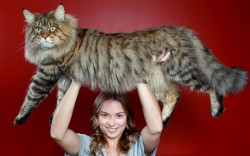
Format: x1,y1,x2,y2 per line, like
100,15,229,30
100,99,125,113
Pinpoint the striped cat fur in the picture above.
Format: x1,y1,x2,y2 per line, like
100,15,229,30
14,4,248,126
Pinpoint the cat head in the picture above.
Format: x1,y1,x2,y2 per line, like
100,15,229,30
23,4,78,65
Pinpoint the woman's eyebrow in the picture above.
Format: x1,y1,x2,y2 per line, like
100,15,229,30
116,112,125,115
99,111,108,114
98,111,125,114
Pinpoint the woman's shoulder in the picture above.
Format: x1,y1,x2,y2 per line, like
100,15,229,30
78,133,91,139
64,134,92,156
129,135,144,152
77,133,93,155
77,133,92,144
127,134,158,156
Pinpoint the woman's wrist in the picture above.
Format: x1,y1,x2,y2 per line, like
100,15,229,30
138,76,149,84
70,79,81,89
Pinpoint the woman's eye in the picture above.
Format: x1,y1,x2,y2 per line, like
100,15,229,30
50,26,56,32
116,114,123,119
101,114,109,118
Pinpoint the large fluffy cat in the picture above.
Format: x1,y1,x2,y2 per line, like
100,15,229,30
14,4,248,126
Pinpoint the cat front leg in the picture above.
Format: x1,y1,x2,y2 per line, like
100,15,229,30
49,75,72,124
57,75,72,105
14,65,61,125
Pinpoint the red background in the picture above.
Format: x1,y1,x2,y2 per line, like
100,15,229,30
1,0,249,155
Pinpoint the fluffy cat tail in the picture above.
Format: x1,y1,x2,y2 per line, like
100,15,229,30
212,67,248,96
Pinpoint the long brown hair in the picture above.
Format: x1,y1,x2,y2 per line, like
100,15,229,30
89,92,139,156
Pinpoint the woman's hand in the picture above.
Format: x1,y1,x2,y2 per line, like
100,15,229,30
153,50,171,63
70,78,81,89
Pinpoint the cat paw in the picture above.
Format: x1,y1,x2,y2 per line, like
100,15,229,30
49,115,54,125
211,106,225,118
13,117,25,125
13,114,29,125
162,117,170,127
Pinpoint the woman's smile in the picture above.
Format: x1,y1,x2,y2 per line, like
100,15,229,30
107,127,118,133
98,99,127,139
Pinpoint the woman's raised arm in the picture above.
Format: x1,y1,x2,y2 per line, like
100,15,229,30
50,79,81,155
138,51,170,155
137,82,163,155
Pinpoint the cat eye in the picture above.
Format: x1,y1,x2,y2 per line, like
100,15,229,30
34,27,42,33
49,26,56,32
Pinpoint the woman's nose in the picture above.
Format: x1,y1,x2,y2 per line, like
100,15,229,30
107,117,115,126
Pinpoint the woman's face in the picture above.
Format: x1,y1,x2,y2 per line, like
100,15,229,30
98,99,127,140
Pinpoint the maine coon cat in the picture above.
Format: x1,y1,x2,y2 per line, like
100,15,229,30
14,4,248,126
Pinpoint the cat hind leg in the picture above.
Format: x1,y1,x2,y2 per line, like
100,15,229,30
148,66,179,127
161,82,180,127
209,89,224,118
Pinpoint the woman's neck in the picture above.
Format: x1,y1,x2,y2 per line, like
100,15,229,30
105,138,119,149
105,138,120,156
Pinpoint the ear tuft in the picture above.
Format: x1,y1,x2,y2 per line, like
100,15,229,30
54,4,65,21
23,9,35,23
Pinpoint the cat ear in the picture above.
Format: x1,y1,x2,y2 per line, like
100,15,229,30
22,8,35,23
54,3,65,21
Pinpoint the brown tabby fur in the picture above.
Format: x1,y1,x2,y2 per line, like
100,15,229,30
14,4,248,126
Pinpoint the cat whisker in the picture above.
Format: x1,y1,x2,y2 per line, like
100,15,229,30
15,41,25,53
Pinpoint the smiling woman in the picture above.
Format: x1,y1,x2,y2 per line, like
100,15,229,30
93,95,130,140
50,77,165,156
89,93,138,156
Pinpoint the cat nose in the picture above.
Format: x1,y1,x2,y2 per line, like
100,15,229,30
41,32,49,40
